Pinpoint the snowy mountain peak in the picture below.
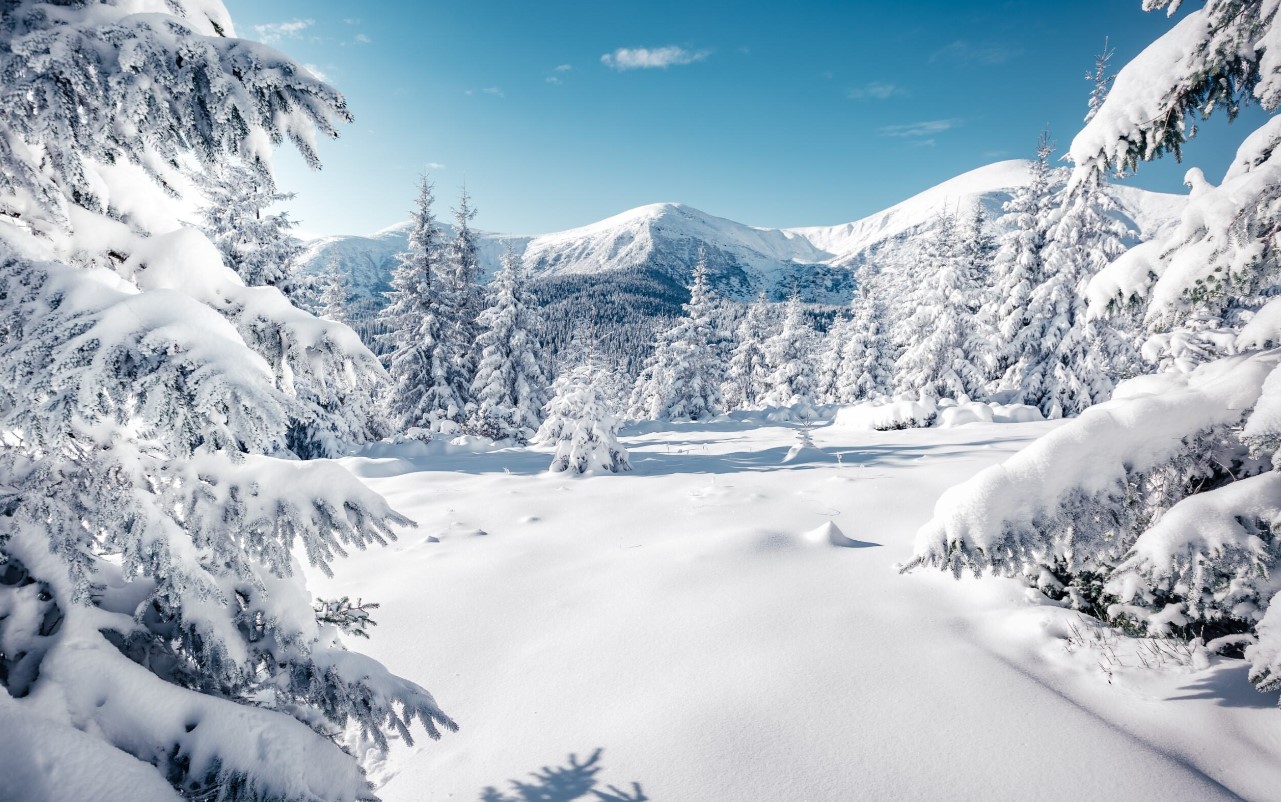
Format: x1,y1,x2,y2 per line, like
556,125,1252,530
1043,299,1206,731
298,160,1185,306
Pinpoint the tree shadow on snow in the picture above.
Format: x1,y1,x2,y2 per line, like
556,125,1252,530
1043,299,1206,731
478,749,647,802
1166,663,1276,709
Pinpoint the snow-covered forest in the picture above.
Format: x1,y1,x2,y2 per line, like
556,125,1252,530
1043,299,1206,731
3,1,1281,800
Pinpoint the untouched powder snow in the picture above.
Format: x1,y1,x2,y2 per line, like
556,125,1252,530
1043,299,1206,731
306,418,1279,801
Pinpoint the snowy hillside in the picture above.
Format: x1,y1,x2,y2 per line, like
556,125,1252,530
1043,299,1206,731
297,160,1185,304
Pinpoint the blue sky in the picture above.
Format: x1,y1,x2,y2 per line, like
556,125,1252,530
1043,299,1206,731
224,1,1260,239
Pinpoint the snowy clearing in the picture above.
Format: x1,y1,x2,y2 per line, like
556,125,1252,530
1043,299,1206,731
311,419,1275,801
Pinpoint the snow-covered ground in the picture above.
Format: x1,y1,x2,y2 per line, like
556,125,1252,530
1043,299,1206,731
312,418,1278,801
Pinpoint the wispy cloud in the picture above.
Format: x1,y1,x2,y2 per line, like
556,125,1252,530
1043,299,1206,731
554,64,572,72
878,118,962,138
481,86,505,98
546,76,563,85
847,81,905,101
354,33,371,44
424,162,446,171
600,46,710,71
929,40,1022,65
253,19,314,44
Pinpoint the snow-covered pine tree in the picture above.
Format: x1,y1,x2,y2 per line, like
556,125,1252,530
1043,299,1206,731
836,277,895,403
536,357,632,475
959,202,996,303
445,187,485,412
816,314,853,404
628,251,724,420
762,293,819,411
910,0,1281,701
319,262,352,325
0,3,454,799
894,213,988,400
379,176,467,434
986,133,1060,395
199,161,303,292
469,244,552,442
1025,164,1134,416
724,292,773,410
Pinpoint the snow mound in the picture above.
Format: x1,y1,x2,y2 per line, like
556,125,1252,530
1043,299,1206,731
832,397,1044,431
802,521,871,548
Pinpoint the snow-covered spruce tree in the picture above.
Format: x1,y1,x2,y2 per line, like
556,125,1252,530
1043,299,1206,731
0,3,455,800
762,294,820,411
909,0,1281,696
986,133,1061,394
469,245,551,442
199,161,303,292
629,252,725,420
536,359,631,475
379,177,467,434
319,262,352,325
836,279,895,403
816,313,854,404
723,292,773,410
444,187,485,412
894,213,988,400
1023,167,1134,417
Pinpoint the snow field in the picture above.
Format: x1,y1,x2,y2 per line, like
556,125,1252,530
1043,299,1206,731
310,419,1267,801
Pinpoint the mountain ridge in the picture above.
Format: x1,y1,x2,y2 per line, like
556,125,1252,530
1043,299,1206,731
298,159,1186,306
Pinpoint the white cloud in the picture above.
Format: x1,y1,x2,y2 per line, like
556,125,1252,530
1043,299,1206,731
424,162,446,171
847,82,904,101
482,86,505,97
253,19,314,44
600,46,710,71
546,76,563,85
354,33,371,44
929,40,1022,65
555,64,572,72
878,118,962,138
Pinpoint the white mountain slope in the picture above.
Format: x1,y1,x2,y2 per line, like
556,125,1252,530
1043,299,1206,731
297,159,1185,304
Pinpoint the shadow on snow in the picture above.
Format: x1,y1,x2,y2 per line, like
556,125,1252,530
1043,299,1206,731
479,749,647,802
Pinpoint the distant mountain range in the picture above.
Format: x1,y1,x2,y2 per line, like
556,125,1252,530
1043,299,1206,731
298,159,1185,307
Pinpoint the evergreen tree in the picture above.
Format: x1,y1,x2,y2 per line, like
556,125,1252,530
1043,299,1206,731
911,0,1281,704
724,292,773,410
319,262,351,324
0,3,454,799
536,359,632,474
762,294,819,410
836,281,895,402
200,162,303,291
987,133,1061,394
816,314,854,404
469,245,552,442
1027,165,1135,416
894,214,989,400
446,186,485,409
379,176,466,434
628,252,724,420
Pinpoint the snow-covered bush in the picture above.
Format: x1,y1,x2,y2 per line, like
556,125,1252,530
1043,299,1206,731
0,2,454,798
911,0,1281,697
537,364,632,475
832,396,1043,431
